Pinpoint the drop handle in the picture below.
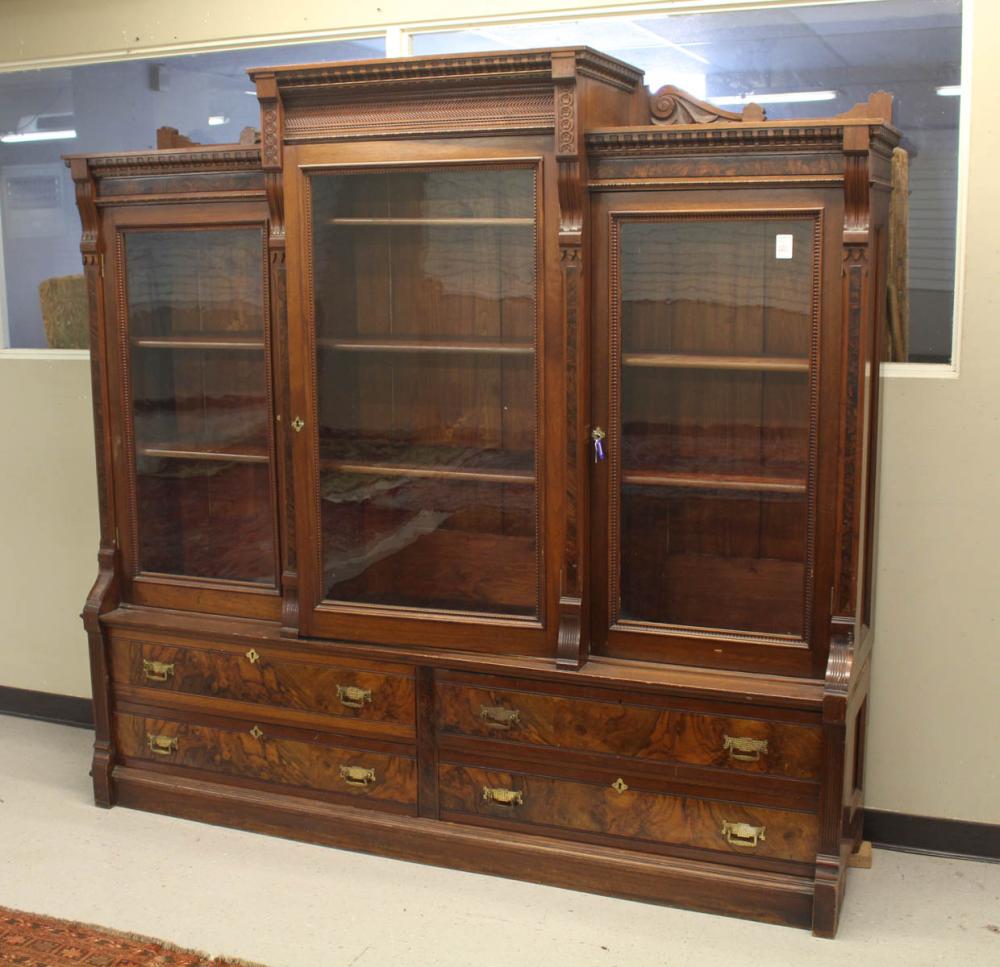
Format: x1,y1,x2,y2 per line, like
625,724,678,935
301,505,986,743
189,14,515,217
591,426,606,463
146,733,178,756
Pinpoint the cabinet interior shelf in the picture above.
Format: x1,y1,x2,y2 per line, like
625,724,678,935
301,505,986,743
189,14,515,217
132,335,265,351
322,459,534,486
138,441,269,464
319,337,534,356
622,468,807,494
327,217,534,227
622,353,809,372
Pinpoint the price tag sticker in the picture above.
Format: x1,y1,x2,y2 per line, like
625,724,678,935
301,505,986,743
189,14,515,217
775,234,794,259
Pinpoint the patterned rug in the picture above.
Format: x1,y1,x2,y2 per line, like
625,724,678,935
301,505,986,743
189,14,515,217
0,906,267,966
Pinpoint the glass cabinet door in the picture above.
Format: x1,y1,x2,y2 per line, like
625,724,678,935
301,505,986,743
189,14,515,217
609,214,817,639
122,226,276,586
307,165,539,618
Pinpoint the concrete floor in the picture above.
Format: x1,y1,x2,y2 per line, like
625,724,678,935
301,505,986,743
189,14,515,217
0,715,997,967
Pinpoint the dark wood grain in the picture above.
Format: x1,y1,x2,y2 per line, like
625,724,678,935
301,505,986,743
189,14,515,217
110,637,415,737
437,680,822,780
439,762,819,863
115,711,417,808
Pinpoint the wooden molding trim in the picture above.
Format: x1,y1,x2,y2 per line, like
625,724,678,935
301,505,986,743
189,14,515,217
0,686,93,729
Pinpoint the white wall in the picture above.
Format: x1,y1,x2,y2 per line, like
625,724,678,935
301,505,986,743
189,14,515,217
1,0,997,825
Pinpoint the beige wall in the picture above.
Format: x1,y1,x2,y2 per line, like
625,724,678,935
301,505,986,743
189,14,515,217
1,0,997,825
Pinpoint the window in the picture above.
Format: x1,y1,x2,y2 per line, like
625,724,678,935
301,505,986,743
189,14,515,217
0,36,384,349
0,2,964,364
415,0,963,364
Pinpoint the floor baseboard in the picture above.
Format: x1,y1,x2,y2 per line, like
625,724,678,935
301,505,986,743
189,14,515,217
2,685,996,862
0,685,93,729
863,809,999,863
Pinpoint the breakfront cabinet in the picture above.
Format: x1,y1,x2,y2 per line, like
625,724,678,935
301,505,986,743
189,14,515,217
69,49,898,936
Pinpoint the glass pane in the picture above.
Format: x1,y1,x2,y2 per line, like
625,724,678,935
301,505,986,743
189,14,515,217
310,166,538,617
617,217,814,636
125,227,275,584
1,35,386,349
413,0,962,363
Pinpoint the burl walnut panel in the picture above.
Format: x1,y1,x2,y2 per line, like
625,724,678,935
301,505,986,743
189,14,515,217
111,638,415,736
437,680,822,780
439,762,818,863
116,711,417,808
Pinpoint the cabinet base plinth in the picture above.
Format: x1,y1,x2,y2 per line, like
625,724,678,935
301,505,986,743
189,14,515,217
112,765,821,931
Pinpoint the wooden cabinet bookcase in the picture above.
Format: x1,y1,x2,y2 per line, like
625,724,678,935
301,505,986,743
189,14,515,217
68,48,898,936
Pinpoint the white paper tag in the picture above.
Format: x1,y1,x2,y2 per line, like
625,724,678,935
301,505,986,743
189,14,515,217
775,234,794,259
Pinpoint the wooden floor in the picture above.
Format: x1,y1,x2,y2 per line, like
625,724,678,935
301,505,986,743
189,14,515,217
1,714,997,967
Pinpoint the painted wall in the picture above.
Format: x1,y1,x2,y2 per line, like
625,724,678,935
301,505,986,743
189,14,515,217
0,0,997,824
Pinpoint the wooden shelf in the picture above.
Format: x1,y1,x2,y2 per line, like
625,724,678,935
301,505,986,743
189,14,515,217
327,217,534,227
133,334,265,351
622,353,808,372
322,459,534,486
319,338,534,356
138,440,269,464
622,468,806,494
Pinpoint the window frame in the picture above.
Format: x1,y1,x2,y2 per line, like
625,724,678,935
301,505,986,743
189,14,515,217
0,0,970,377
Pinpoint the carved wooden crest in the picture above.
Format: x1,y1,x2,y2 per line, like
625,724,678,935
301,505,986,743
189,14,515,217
650,85,766,124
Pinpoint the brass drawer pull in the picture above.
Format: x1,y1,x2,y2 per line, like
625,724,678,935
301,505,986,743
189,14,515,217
480,705,520,730
723,735,769,762
339,765,376,787
482,786,524,807
142,659,174,683
147,733,178,756
337,685,372,709
721,821,766,849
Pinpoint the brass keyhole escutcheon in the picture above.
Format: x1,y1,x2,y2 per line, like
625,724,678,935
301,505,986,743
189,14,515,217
249,725,264,740
611,777,629,794
291,416,305,432
245,648,261,665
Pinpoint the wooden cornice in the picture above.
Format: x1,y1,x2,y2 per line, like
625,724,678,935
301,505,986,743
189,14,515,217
586,120,899,156
248,46,643,96
64,144,261,177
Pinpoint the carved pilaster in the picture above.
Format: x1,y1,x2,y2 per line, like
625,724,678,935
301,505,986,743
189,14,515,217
67,157,120,807
255,73,284,172
835,119,876,621
552,54,589,669
813,632,856,937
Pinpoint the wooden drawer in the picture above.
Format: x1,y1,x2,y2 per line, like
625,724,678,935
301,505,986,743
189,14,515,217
110,637,415,738
115,710,417,809
439,761,818,864
437,677,821,781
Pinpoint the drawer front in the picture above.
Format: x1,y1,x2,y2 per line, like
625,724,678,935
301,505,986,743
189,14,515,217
439,762,817,863
437,680,820,780
111,638,415,734
116,711,417,808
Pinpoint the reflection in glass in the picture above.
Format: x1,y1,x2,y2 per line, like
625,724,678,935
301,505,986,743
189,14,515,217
413,0,962,362
125,227,275,584
310,166,539,617
617,217,814,636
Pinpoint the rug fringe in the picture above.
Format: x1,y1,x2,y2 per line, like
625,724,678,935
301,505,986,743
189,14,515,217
1,905,272,967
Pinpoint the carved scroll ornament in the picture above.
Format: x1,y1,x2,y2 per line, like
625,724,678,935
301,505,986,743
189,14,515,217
650,86,766,125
